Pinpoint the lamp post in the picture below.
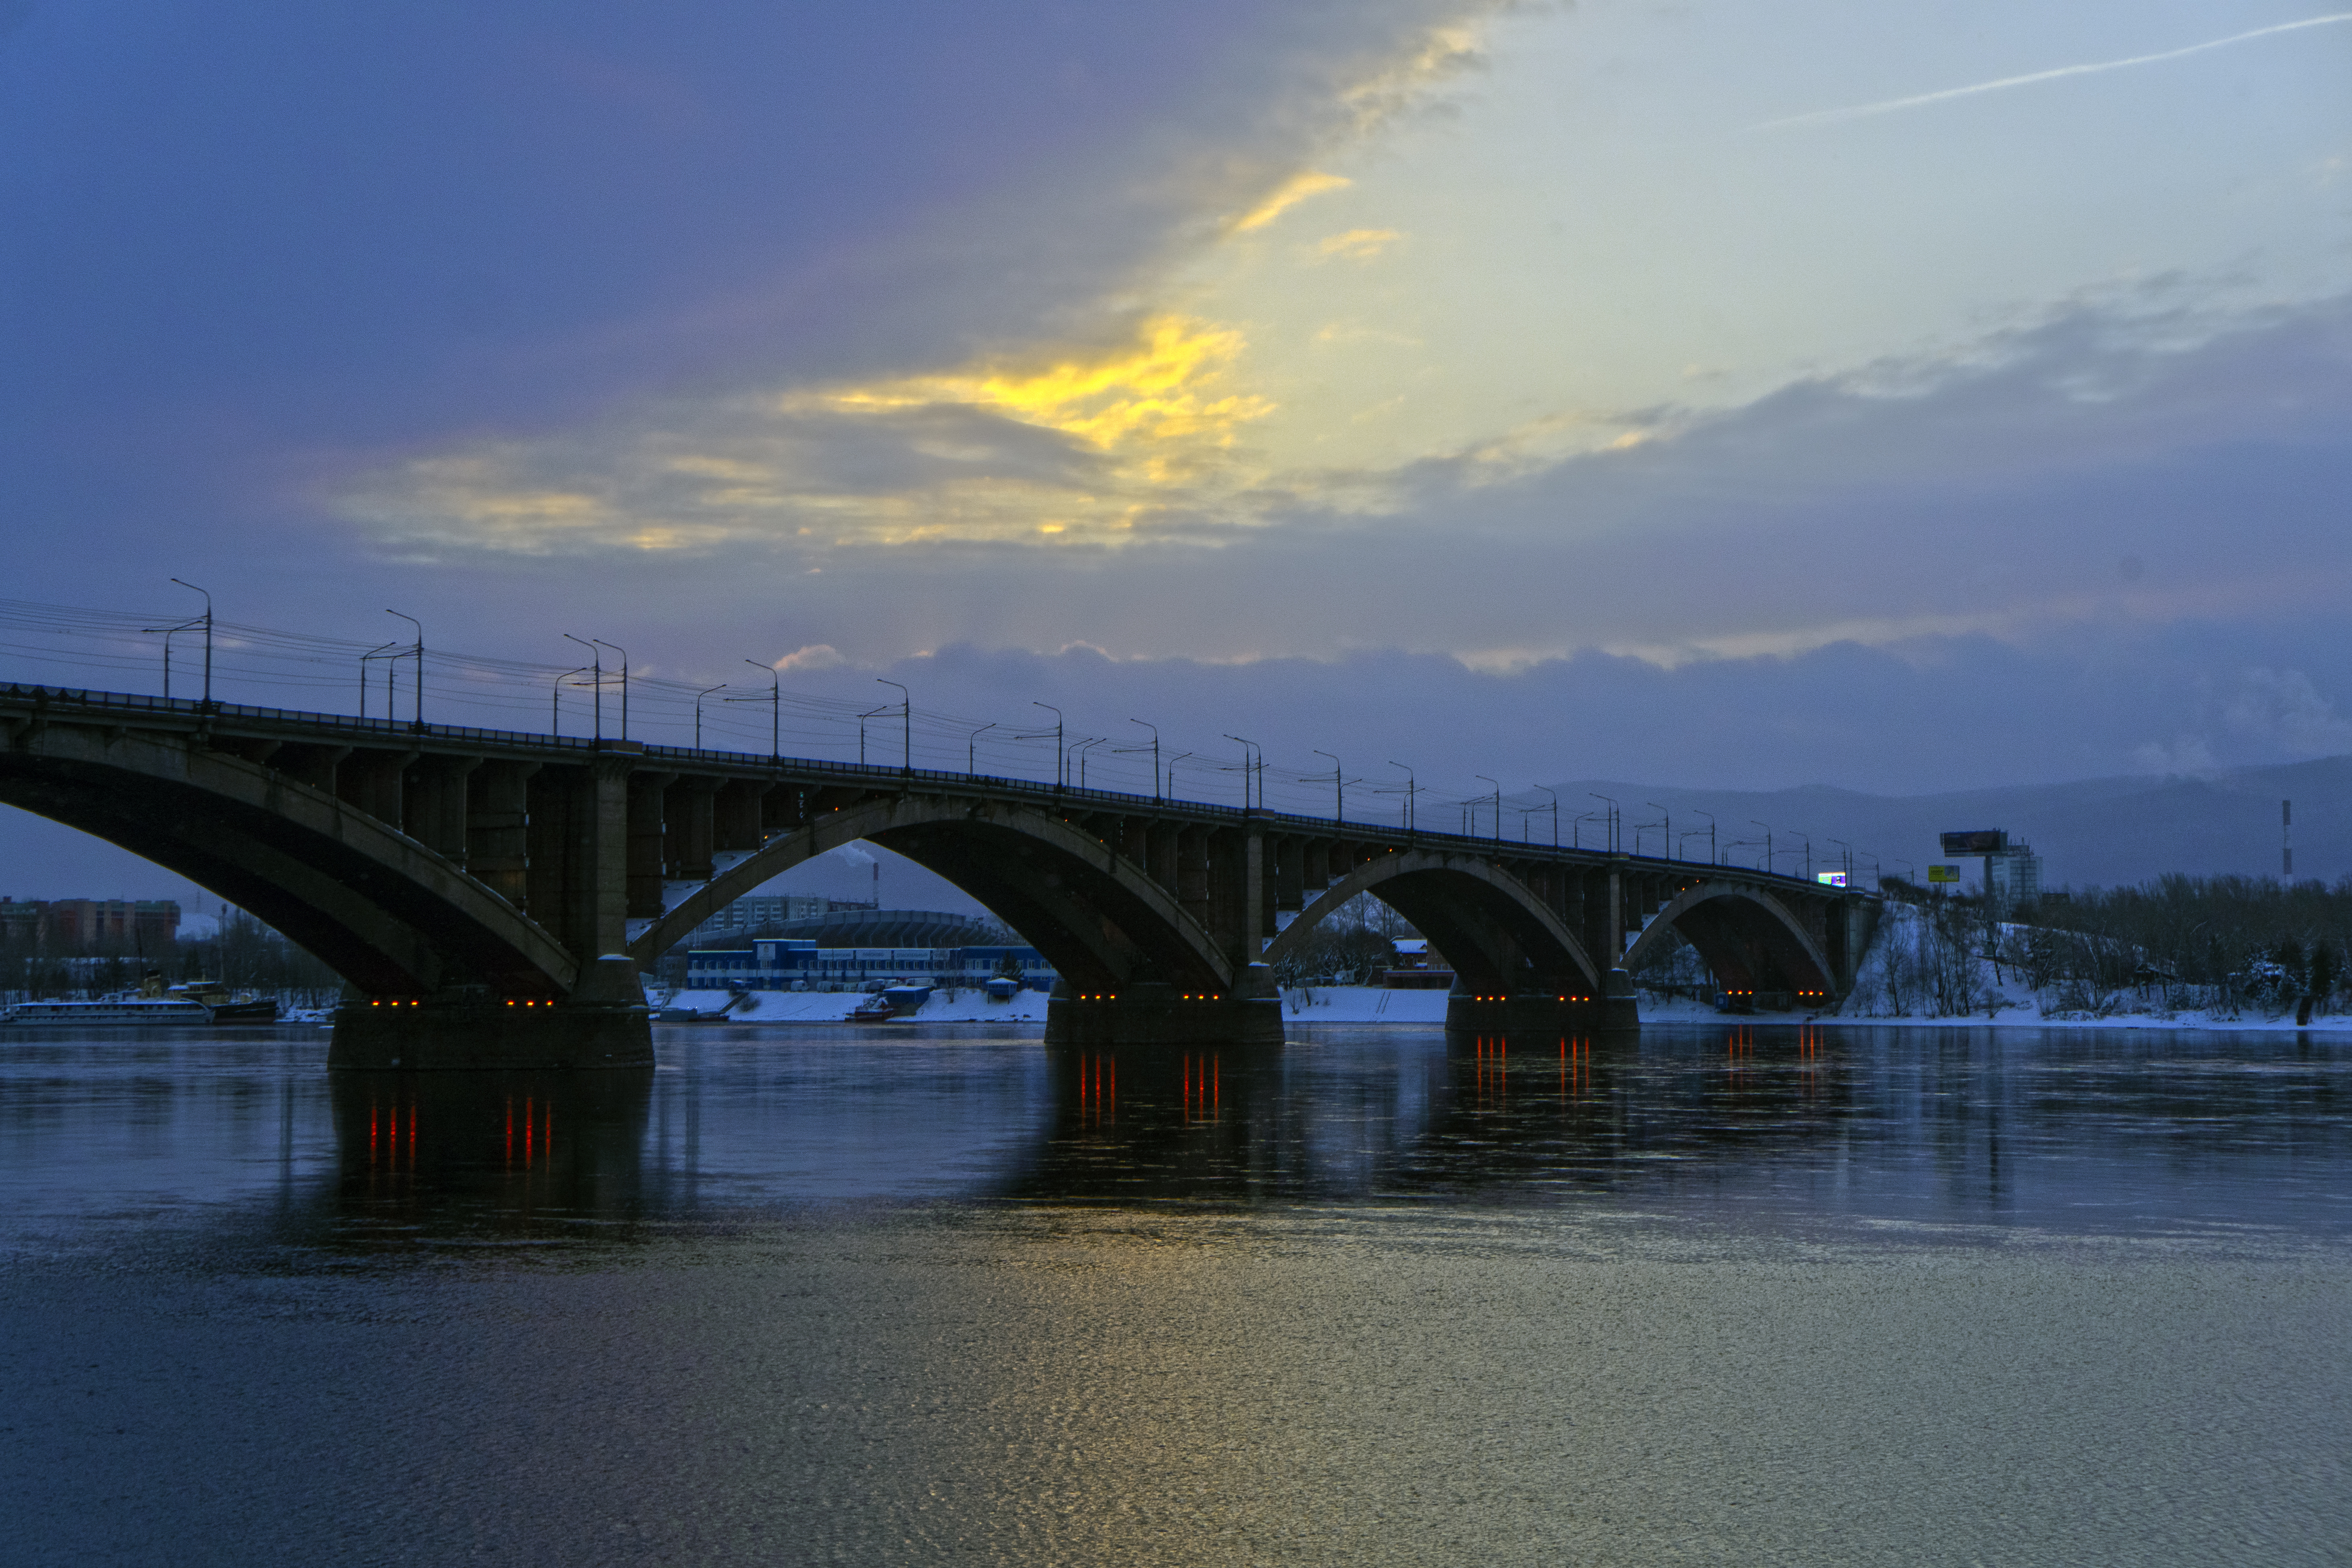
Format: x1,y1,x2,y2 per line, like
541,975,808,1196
1533,784,1558,846
1313,749,1343,823
1124,720,1161,799
1032,702,1064,787
142,617,205,703
1225,735,1260,810
967,722,995,776
1388,762,1416,833
740,659,779,757
591,638,627,739
1786,830,1811,880
1690,810,1716,864
386,610,424,728
358,640,400,719
1828,837,1853,883
693,684,726,749
1168,751,1195,800
1750,821,1774,874
1589,793,1619,853
169,579,214,710
1573,811,1601,849
876,678,910,774
1072,736,1106,788
1476,775,1501,841
1646,802,1671,862
562,634,601,738
857,705,888,766
552,664,589,736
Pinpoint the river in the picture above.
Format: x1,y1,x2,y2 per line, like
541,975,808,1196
4,1020,2346,1564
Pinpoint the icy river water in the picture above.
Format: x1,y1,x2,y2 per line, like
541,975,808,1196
4,1020,2348,1565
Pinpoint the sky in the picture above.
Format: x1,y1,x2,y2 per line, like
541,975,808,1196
3,0,2349,900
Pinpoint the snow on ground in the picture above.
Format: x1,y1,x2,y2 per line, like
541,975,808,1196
1280,986,1451,1024
653,976,2352,1032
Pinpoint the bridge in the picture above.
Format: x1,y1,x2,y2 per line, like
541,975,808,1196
0,683,1878,1067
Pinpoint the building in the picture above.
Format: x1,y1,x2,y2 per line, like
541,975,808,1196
1986,846,2043,914
686,937,1055,994
0,898,181,949
676,893,875,949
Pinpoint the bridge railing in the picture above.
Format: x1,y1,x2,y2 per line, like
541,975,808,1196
2,682,1866,898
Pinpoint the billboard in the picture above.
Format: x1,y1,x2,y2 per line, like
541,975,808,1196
1927,865,1961,884
1939,830,2006,855
1814,871,1849,888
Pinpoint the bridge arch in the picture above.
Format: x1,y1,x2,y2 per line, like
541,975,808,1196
1261,848,1605,998
1620,880,1835,996
627,794,1236,995
0,725,579,996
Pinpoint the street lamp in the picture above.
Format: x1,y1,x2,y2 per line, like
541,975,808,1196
1572,811,1601,849
693,684,726,749
1225,735,1261,810
967,722,995,776
876,678,911,774
1388,762,1416,833
857,705,888,766
1786,830,1811,880
386,610,423,728
591,638,627,739
1032,702,1064,787
358,640,401,719
1313,749,1343,823
552,664,589,736
1168,751,1195,800
1690,810,1716,865
169,579,214,709
1589,793,1619,853
1476,776,1500,841
562,634,601,738
1828,837,1853,882
1123,720,1161,799
1645,802,1671,861
1750,821,1774,874
1533,784,1558,846
738,659,780,757
1072,736,1106,788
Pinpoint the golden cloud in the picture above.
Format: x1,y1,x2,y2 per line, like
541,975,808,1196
1225,170,1352,234
337,314,1280,556
1311,227,1402,262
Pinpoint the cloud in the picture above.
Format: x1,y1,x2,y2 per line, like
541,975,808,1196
1226,170,1353,233
1757,12,2352,130
1311,227,1402,262
336,313,1281,555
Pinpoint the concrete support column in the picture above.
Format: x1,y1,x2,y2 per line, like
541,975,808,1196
625,770,674,919
405,756,479,864
525,762,629,963
713,779,767,851
664,776,719,880
466,761,538,908
336,748,411,829
1273,835,1304,913
1176,826,1211,930
277,743,348,794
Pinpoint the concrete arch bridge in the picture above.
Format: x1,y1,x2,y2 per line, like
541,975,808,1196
0,685,1876,1066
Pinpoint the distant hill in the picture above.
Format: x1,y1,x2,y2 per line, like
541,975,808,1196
1540,755,2352,893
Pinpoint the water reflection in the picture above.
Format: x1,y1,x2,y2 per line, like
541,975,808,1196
327,1069,653,1244
0,1022,2346,1248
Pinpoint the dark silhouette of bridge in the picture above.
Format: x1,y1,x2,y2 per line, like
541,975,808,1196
0,684,1876,1066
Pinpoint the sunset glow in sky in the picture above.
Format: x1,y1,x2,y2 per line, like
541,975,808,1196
4,0,2349,884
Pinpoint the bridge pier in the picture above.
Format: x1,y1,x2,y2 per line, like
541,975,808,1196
328,956,654,1071
1043,977,1285,1049
1443,969,1639,1037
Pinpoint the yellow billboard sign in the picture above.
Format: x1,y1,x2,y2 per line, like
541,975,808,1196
1927,865,1960,884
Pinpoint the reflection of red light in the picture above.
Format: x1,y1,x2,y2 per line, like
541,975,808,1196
524,1097,534,1162
505,1098,513,1166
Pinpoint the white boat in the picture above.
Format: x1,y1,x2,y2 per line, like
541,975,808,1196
2,994,212,1026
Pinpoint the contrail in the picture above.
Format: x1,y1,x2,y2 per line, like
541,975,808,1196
1757,12,2352,130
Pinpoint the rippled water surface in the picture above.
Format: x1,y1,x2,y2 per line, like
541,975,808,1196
4,1021,2348,1564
